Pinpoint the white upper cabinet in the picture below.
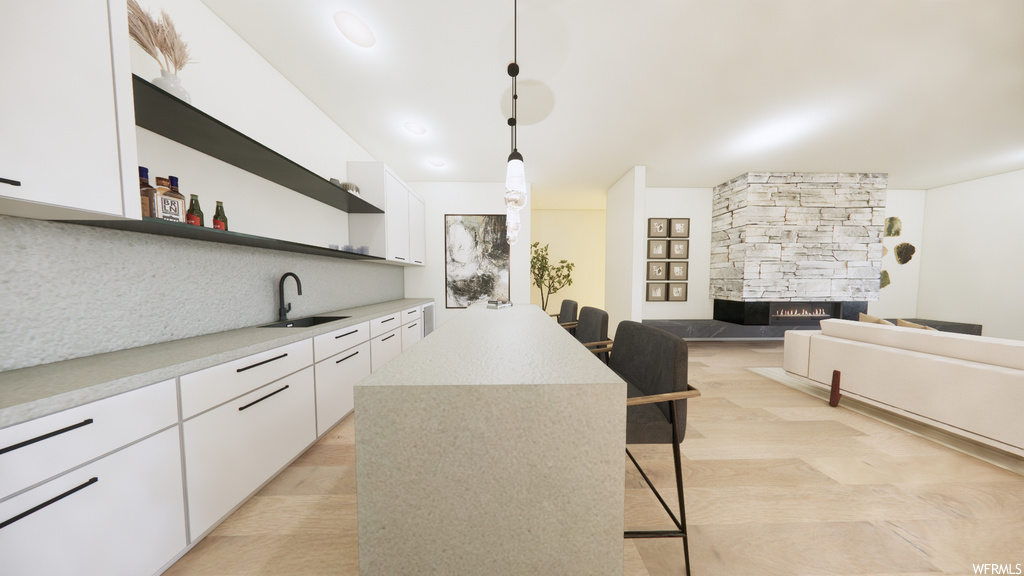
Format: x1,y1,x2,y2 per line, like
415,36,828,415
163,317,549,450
0,0,138,221
347,162,425,266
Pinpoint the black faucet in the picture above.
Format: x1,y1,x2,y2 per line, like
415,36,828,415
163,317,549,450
279,272,302,321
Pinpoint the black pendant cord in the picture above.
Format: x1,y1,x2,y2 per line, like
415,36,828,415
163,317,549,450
509,0,518,155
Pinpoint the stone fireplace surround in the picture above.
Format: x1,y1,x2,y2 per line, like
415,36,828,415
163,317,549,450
709,171,886,326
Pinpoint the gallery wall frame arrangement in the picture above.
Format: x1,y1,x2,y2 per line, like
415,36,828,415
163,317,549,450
444,214,510,308
646,217,689,302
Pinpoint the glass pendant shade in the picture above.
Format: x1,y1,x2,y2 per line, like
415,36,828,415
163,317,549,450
505,205,520,245
504,151,527,210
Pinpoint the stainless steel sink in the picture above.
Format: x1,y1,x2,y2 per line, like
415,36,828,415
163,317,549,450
261,316,349,328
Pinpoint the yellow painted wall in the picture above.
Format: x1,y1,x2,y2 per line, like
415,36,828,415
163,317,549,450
530,209,607,314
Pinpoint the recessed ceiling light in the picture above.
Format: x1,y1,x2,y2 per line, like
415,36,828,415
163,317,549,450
333,12,375,48
428,160,445,167
404,122,427,135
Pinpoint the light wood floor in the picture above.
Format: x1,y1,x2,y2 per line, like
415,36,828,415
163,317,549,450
164,341,1024,575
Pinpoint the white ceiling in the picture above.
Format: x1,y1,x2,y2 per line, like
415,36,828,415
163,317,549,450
201,0,1024,209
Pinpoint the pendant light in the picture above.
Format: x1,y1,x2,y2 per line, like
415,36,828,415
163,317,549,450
504,0,526,245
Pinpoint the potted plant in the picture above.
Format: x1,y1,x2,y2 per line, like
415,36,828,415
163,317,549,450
530,242,575,312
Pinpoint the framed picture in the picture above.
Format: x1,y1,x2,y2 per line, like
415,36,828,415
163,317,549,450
668,283,688,301
648,218,669,238
646,283,667,301
647,261,667,281
444,214,510,308
670,218,690,238
648,239,668,259
669,239,689,259
669,261,688,281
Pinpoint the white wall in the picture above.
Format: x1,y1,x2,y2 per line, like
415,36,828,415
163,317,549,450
604,167,646,330
403,182,531,328
530,210,606,314
917,169,1024,340
642,188,714,320
130,0,374,248
868,189,926,319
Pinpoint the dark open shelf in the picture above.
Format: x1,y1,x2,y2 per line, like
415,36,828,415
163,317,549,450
66,217,385,262
132,75,382,214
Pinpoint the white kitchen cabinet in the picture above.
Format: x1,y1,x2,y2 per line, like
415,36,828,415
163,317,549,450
347,162,425,266
180,339,313,419
400,306,423,351
371,329,402,372
0,427,186,576
183,367,316,538
370,312,402,338
409,193,426,265
313,321,370,363
314,341,371,436
0,0,139,221
0,379,177,499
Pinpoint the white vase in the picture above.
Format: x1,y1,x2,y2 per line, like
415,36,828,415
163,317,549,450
151,70,192,104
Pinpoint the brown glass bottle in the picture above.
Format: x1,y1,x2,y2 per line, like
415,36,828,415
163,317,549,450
138,166,156,218
187,194,204,226
213,201,228,231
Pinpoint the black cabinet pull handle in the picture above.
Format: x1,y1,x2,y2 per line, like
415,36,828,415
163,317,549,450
0,419,94,456
380,317,394,324
335,329,358,340
335,350,359,364
407,310,416,315
382,334,395,342
236,353,287,373
0,177,21,187
238,385,289,411
0,477,98,530
414,261,422,264
394,256,406,260
407,323,417,329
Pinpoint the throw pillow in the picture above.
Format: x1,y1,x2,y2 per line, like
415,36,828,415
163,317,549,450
858,312,895,326
897,318,938,331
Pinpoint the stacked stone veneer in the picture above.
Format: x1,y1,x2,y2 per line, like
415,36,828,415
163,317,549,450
711,172,887,302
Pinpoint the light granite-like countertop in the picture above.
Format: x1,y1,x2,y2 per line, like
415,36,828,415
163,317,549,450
354,304,627,575
0,298,431,429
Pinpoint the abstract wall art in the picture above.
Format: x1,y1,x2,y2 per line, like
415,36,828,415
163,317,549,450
444,214,510,308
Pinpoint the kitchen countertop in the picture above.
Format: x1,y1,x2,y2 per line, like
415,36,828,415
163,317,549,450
0,298,432,429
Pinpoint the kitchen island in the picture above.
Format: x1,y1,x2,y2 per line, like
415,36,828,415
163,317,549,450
354,304,627,575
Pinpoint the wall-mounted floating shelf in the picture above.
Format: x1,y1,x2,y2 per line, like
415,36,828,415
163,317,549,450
131,75,382,214
67,218,385,262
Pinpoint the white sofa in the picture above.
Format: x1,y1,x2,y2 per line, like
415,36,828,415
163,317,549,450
784,319,1024,458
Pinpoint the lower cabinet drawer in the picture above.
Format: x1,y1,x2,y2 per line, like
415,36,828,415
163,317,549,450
402,319,422,351
0,379,178,499
371,329,402,372
314,341,371,436
183,367,316,538
0,427,186,576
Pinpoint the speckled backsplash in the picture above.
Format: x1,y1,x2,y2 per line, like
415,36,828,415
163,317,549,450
0,215,404,372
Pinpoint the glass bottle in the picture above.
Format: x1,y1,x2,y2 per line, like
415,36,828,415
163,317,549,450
167,176,187,223
213,201,228,231
138,166,156,218
153,176,185,222
187,194,204,226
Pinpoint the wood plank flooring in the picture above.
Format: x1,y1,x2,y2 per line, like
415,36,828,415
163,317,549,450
164,341,1024,575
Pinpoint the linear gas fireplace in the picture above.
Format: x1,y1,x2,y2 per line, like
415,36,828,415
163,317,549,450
713,300,868,326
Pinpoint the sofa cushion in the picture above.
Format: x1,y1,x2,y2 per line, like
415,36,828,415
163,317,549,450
859,313,894,325
820,319,1024,371
896,318,937,331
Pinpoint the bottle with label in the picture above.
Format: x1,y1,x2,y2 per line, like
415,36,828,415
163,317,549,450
153,176,186,222
187,194,204,226
213,201,228,231
138,166,156,218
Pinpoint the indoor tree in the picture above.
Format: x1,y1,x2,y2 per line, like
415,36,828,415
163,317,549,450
530,242,575,312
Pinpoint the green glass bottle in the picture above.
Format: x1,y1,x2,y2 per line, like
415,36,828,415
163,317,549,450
213,201,228,231
186,194,204,226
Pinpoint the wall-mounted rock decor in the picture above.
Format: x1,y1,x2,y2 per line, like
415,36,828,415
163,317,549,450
880,270,891,288
894,242,916,265
885,216,903,237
